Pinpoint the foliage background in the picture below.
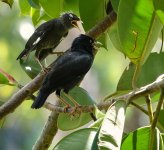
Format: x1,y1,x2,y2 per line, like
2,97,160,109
0,0,163,149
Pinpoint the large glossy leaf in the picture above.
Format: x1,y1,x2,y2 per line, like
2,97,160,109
0,68,17,86
153,0,164,25
63,0,79,15
39,0,62,18
57,86,96,131
121,126,163,150
118,0,162,64
117,52,164,91
98,100,126,150
19,52,44,79
79,0,108,49
18,0,31,15
1,0,13,7
53,128,98,150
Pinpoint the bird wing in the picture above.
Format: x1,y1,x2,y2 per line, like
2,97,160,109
42,52,93,89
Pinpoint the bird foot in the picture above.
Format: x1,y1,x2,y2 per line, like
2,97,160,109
63,104,71,113
41,66,51,73
69,105,82,118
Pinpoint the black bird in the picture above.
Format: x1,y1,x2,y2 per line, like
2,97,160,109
17,12,81,70
31,34,95,109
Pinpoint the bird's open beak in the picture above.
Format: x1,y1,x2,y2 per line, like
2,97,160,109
71,20,81,31
93,41,103,49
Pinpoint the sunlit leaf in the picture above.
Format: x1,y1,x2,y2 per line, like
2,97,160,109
121,126,163,150
0,68,17,85
18,0,31,16
89,118,104,129
1,0,13,7
117,52,164,91
53,128,98,150
57,86,96,131
98,100,126,150
118,0,162,64
153,0,164,25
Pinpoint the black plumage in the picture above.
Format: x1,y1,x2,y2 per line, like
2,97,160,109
17,12,80,69
31,34,95,109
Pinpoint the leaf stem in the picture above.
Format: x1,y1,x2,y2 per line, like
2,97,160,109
149,88,164,150
131,101,148,115
145,95,153,123
132,63,141,89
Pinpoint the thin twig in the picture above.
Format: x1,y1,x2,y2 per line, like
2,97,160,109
131,102,148,115
145,95,153,123
149,88,164,150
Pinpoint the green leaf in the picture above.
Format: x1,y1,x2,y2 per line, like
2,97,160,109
108,22,122,51
118,0,163,64
39,0,62,18
19,52,44,79
0,68,17,85
57,86,96,131
158,109,164,131
89,118,104,129
79,0,108,49
153,0,164,25
31,8,40,26
1,0,13,7
18,0,31,16
28,0,40,9
117,52,164,91
98,100,126,150
63,0,79,15
53,128,98,150
111,0,120,13
121,126,163,150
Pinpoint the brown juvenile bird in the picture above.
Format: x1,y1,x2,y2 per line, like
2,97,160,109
16,12,81,70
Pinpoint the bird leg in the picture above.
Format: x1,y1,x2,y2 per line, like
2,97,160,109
36,58,50,73
57,95,71,112
63,93,81,116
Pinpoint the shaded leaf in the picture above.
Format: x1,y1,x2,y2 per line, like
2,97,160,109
63,0,79,15
118,0,162,64
18,0,31,16
53,128,98,150
121,126,163,150
0,68,17,85
98,100,126,150
110,0,120,13
79,0,108,49
31,8,40,26
28,0,40,9
1,0,13,7
158,109,164,131
57,86,96,131
39,0,62,18
19,52,45,79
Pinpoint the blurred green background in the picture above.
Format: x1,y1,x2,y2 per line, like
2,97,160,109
0,1,154,149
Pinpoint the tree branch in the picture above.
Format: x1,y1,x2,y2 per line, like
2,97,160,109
32,104,59,150
0,11,117,120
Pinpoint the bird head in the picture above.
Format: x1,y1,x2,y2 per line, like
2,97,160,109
61,12,81,30
71,34,95,55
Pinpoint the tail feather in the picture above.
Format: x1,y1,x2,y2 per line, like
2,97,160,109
31,90,50,109
16,49,29,60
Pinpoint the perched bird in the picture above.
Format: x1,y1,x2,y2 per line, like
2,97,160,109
31,34,95,109
17,12,81,70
